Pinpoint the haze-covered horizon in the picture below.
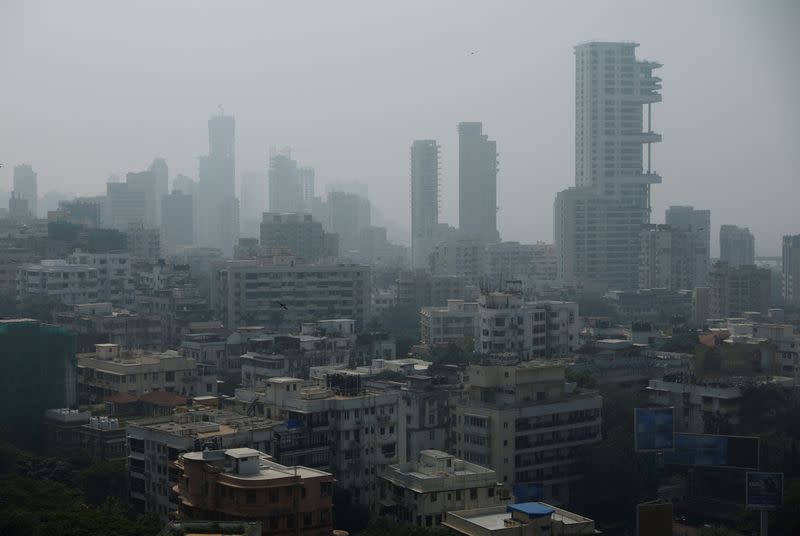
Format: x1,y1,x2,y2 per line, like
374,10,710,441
2,0,798,256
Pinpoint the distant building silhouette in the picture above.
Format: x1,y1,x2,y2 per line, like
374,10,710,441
458,122,498,244
719,224,755,267
782,234,800,305
411,139,440,269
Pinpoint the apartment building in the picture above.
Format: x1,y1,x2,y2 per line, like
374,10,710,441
477,292,579,359
452,361,602,503
17,259,100,305
0,247,38,299
430,238,487,284
420,299,480,347
77,343,217,403
67,249,134,306
378,450,506,527
126,409,276,519
709,261,771,317
174,447,334,536
396,269,474,310
55,302,162,351
211,260,371,330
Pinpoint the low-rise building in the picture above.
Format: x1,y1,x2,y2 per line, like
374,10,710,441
0,247,38,299
378,450,506,527
67,249,134,306
17,259,100,305
710,261,771,318
174,447,334,536
444,502,597,536
55,302,162,352
420,299,480,347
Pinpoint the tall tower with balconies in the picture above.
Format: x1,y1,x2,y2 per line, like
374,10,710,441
556,42,663,290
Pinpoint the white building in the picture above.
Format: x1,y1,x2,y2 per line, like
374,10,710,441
444,502,597,536
377,450,507,527
17,259,100,305
68,249,134,306
477,292,578,358
420,299,480,347
453,361,602,503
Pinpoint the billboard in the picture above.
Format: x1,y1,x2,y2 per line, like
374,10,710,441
665,433,759,470
636,501,673,536
634,407,675,451
746,472,783,510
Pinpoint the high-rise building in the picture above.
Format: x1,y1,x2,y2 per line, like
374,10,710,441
709,261,771,317
259,212,338,262
719,225,755,267
126,223,161,261
782,234,800,305
638,224,695,290
107,181,147,230
298,166,315,209
161,190,194,255
556,42,662,291
13,164,38,218
327,190,370,254
411,140,440,269
148,158,169,224
268,154,303,213
0,319,77,447
172,175,198,244
665,205,711,287
240,171,267,237
198,111,239,256
125,171,159,227
458,123,498,244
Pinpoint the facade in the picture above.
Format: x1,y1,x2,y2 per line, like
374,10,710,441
400,376,452,463
411,139,440,269
720,225,755,267
149,158,169,224
161,190,194,255
327,190,370,254
782,234,800,305
0,247,38,299
67,250,134,306
212,260,371,330
458,122,499,244
378,450,505,527
477,293,578,358
126,409,276,519
298,167,315,209
174,448,334,536
709,261,771,317
13,164,38,218
0,319,77,445
420,299,480,347
240,171,267,237
77,343,217,403
259,212,337,262
430,238,487,284
452,361,602,503
646,377,745,434
17,259,100,305
55,198,105,228
692,287,711,327
107,181,147,230
638,224,695,291
556,41,662,291
665,205,711,287
486,242,536,290
530,242,558,284
55,302,162,351
126,223,161,261
268,154,304,213
444,502,597,536
396,269,473,310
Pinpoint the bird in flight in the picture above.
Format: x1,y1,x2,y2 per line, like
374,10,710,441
276,301,288,310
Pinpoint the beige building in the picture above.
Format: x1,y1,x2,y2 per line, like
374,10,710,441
420,299,480,347
444,502,597,536
452,361,602,504
17,259,100,305
77,343,217,403
378,450,507,528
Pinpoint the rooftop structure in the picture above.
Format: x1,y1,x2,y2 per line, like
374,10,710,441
444,502,597,536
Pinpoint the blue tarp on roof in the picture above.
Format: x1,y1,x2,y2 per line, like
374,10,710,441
507,502,554,518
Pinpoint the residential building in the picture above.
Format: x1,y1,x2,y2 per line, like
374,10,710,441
530,242,559,284
411,140,440,269
638,224,695,291
126,222,161,261
149,158,169,224
161,190,194,255
108,181,147,230
452,361,602,503
396,269,473,310
430,237,487,284
55,302,162,351
16,259,100,305
420,299,480,347
486,242,536,290
0,319,77,446
12,164,38,218
240,171,267,237
399,375,453,462
0,247,38,298
477,292,579,358
174,448,335,536
8,193,31,222
298,167,315,210
211,259,371,330
268,154,304,213
378,450,505,527
77,343,217,404
54,198,105,228
709,261,771,317
556,41,662,291
259,212,338,262
720,225,755,267
126,409,276,518
444,502,597,536
665,205,711,287
782,234,800,305
67,249,134,306
357,225,407,268
458,122,499,244
692,287,711,327
327,190,370,254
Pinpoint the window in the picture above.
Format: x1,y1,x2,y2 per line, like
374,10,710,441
488,487,495,497
269,488,280,502
455,490,462,500
470,487,478,500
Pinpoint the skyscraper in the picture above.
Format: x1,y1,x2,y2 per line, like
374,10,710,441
782,234,800,305
410,139,440,269
665,205,711,287
148,157,169,224
719,225,755,267
298,166,315,210
239,171,267,237
458,122,498,244
13,164,38,218
556,42,662,291
125,170,158,227
268,154,303,213
161,190,194,255
198,110,239,256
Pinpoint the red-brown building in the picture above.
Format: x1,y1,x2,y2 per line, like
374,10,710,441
174,447,334,536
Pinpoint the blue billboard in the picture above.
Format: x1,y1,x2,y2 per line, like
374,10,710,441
665,433,759,469
746,472,783,510
634,407,674,451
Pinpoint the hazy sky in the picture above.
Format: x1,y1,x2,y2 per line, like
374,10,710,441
2,0,798,255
